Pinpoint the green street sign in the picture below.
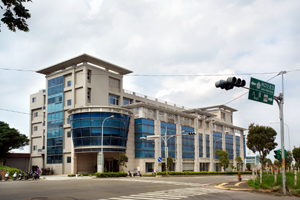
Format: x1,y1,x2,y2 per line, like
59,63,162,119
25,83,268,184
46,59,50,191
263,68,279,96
248,77,275,105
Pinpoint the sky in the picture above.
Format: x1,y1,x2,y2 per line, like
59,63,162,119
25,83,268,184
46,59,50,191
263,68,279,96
0,0,299,160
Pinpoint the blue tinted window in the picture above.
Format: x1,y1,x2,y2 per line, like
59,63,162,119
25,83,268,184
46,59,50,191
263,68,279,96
67,80,72,87
123,98,132,105
67,99,72,106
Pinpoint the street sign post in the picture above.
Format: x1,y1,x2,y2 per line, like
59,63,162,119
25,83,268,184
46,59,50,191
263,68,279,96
158,157,162,163
248,77,275,105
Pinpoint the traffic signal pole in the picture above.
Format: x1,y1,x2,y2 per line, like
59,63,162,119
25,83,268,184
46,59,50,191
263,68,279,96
274,71,286,195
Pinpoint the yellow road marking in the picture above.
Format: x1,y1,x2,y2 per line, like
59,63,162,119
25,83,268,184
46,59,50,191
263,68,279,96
235,182,243,186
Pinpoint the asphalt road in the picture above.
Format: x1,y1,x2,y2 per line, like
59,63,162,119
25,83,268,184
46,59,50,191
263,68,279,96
0,175,297,200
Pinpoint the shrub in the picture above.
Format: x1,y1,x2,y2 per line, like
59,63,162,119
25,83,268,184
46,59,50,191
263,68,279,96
95,172,127,178
156,171,251,176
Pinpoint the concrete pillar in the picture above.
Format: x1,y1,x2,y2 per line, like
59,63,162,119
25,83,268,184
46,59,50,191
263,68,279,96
209,120,214,171
154,110,161,172
194,118,199,172
240,131,245,171
233,129,236,169
176,116,182,172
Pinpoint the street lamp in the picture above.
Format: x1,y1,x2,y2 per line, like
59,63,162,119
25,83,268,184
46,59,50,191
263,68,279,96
140,128,195,174
270,121,290,151
99,115,114,173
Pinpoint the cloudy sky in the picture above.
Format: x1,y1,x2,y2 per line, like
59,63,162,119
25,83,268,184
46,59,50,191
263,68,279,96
0,0,299,160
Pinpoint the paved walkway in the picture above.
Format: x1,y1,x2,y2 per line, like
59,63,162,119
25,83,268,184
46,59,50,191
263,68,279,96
41,175,96,180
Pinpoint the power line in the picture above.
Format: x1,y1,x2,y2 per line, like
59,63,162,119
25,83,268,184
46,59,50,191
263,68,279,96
1,67,299,77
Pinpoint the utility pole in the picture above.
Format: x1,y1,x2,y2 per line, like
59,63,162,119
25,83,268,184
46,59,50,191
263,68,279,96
274,71,286,195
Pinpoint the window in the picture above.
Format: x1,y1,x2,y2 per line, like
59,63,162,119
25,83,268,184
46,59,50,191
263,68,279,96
87,88,91,103
145,163,154,172
67,99,72,106
67,117,70,124
67,80,72,87
32,97,36,103
109,77,120,88
67,131,71,138
35,112,38,117
221,112,225,120
33,145,37,151
87,70,91,83
34,126,38,131
123,98,132,105
67,157,71,163
109,94,119,105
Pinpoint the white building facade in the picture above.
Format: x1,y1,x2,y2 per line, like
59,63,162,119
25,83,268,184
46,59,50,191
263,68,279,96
30,54,246,174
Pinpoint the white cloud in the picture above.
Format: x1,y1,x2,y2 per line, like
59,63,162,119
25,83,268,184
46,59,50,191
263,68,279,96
0,0,299,157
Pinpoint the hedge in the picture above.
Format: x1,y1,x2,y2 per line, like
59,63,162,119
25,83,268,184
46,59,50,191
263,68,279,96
156,171,252,175
95,172,128,177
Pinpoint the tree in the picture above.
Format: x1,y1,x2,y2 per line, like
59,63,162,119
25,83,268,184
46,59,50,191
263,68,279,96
293,147,300,169
215,149,229,171
246,123,277,184
167,156,173,171
0,0,31,32
0,121,30,166
118,154,128,172
246,163,251,171
274,160,281,168
235,156,242,171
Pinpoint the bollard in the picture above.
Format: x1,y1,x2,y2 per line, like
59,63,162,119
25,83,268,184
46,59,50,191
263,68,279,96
295,167,297,186
275,168,278,183
238,172,242,181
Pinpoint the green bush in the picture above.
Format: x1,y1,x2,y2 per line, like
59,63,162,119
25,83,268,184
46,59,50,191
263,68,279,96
68,174,76,177
142,174,156,177
0,166,23,179
95,172,127,178
156,171,251,176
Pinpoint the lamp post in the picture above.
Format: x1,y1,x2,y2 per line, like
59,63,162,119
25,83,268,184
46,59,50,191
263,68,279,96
141,128,195,174
270,121,290,152
99,115,114,173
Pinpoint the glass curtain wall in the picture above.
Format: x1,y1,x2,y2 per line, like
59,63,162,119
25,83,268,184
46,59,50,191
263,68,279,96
182,126,194,159
206,135,210,158
199,133,203,158
236,136,240,157
161,122,176,158
225,134,233,160
135,119,155,158
70,112,130,152
47,76,64,164
213,132,222,159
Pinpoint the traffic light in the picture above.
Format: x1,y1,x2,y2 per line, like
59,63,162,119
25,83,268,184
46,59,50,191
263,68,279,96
274,149,281,160
188,132,196,135
215,77,246,90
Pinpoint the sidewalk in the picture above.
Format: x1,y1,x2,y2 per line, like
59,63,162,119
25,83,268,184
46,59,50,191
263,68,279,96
41,175,96,180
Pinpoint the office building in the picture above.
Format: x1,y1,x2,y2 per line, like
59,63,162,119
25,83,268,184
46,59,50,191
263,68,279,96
30,54,246,174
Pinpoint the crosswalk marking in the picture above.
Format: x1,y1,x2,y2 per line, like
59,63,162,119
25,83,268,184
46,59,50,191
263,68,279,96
96,178,207,187
97,187,231,200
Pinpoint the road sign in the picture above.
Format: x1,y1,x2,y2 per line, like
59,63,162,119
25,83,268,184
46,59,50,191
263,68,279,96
158,157,162,163
248,77,275,105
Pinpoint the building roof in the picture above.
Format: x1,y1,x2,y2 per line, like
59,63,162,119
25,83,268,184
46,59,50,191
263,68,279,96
6,153,30,158
36,54,133,75
197,105,238,112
